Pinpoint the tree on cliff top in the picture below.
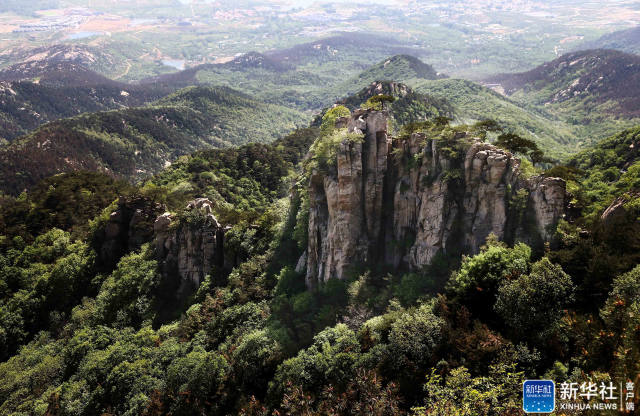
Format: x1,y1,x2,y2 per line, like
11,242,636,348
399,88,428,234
364,94,396,111
494,132,553,166
321,105,351,133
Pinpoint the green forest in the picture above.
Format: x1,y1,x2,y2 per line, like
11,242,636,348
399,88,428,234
0,91,638,414
1,8,640,412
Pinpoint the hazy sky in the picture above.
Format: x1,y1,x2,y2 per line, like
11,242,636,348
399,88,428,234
268,0,397,5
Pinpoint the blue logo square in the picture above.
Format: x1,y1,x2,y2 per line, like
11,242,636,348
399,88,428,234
523,380,555,413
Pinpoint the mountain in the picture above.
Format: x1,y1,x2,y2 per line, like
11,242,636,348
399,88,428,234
412,78,579,158
329,55,446,101
0,42,175,82
328,81,453,130
484,49,640,147
0,86,306,194
226,51,294,73
580,26,640,55
486,49,640,116
140,55,332,111
302,109,566,285
0,61,175,143
139,35,432,111
0,60,117,86
262,33,424,67
340,55,444,88
0,44,123,78
140,52,292,87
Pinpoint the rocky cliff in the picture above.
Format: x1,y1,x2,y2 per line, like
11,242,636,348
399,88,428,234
93,196,165,271
303,109,567,287
154,198,225,300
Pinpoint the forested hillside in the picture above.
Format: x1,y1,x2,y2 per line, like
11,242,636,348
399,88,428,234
413,78,580,158
0,97,638,414
0,86,306,194
485,49,640,150
142,48,437,111
0,62,175,143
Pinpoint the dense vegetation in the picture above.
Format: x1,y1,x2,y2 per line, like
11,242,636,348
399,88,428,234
0,86,306,195
0,73,173,143
146,51,442,112
151,127,320,225
0,93,638,414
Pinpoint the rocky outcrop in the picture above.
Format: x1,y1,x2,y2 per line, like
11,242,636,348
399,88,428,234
528,176,567,241
304,109,567,287
93,196,165,271
154,198,225,299
599,194,640,250
306,110,391,287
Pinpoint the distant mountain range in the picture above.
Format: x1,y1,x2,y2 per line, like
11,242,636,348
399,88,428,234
0,86,305,194
4,40,640,193
139,34,430,111
0,60,174,143
484,49,640,149
261,33,423,67
580,26,640,55
486,49,640,117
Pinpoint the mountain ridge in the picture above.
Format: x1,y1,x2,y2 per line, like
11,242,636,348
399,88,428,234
485,49,640,118
0,85,306,194
579,26,640,55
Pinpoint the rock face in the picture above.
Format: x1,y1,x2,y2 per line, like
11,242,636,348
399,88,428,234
304,109,567,287
599,194,640,249
93,196,165,271
528,176,567,241
154,198,225,299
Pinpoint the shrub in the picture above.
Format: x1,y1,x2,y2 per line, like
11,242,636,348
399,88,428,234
495,258,575,344
447,239,531,320
320,105,351,133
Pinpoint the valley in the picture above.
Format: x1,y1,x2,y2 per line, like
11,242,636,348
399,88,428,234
1,0,640,81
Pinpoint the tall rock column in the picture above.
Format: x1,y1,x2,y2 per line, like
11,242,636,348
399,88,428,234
306,110,390,286
351,111,391,250
528,177,567,241
154,198,225,299
303,110,567,288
